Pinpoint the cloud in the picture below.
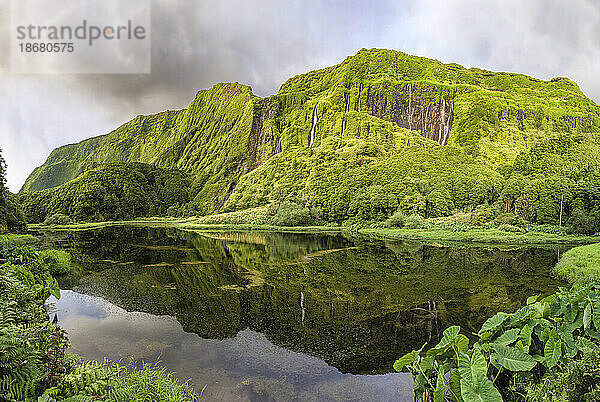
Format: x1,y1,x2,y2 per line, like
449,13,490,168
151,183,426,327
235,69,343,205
1,0,600,191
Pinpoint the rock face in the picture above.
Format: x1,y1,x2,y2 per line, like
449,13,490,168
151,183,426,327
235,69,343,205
362,83,455,145
21,48,600,215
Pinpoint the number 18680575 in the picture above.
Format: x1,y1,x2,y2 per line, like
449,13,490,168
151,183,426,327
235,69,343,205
19,42,74,52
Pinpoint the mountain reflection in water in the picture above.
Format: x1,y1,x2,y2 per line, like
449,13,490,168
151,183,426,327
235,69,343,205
40,226,568,401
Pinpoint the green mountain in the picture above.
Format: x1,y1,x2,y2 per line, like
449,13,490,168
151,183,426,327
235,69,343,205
20,48,600,225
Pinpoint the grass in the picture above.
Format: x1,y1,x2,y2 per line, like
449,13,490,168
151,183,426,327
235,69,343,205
554,243,600,283
361,227,600,245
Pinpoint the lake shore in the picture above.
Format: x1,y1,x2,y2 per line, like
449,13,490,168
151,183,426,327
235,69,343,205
554,242,600,283
28,219,600,246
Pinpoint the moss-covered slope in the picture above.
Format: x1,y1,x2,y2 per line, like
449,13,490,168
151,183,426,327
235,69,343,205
21,48,600,219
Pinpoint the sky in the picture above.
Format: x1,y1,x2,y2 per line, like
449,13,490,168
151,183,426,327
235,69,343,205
1,0,600,192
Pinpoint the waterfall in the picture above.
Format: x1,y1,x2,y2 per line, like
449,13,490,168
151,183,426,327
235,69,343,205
309,104,318,148
274,137,281,154
442,100,454,146
300,291,306,326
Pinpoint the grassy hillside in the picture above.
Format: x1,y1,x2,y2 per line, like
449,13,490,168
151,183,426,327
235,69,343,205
19,48,600,226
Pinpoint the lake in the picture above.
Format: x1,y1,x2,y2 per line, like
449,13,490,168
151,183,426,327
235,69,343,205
39,225,568,401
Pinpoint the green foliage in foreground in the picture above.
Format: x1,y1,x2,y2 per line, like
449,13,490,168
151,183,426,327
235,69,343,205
554,243,600,284
394,283,600,401
0,235,198,401
524,346,600,401
0,238,62,400
41,361,199,402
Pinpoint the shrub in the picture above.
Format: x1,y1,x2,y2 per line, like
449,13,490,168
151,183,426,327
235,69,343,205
526,224,568,236
341,216,373,229
523,347,600,401
403,214,426,229
384,211,406,228
568,206,596,235
493,212,527,228
39,249,71,275
196,205,273,225
449,211,472,224
272,202,313,226
471,204,500,225
44,361,198,401
309,206,323,223
43,213,72,226
498,223,527,233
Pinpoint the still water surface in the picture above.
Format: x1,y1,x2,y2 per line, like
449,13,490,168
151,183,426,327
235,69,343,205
40,226,569,401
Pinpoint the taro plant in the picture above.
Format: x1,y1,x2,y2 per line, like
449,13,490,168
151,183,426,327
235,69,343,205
394,283,600,401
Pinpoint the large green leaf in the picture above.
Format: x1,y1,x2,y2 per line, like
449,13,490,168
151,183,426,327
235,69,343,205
394,350,419,372
491,344,537,371
413,372,427,399
428,326,460,356
584,303,592,330
449,369,463,402
458,351,486,383
570,283,593,304
394,343,426,372
594,302,600,332
492,328,520,346
458,350,502,402
576,336,598,352
519,321,536,347
420,355,435,373
558,324,575,349
565,303,577,323
543,336,563,369
434,369,446,402
508,305,533,326
479,313,508,334
48,277,61,300
455,334,470,352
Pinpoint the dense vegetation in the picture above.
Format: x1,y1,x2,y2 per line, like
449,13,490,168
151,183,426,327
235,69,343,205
0,148,26,232
395,283,600,401
19,163,191,224
0,235,198,401
18,49,600,232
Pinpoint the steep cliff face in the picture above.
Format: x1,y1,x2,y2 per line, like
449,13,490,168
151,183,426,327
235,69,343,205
361,83,455,145
21,48,600,216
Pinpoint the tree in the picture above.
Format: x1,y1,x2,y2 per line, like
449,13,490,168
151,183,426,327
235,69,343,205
0,148,27,232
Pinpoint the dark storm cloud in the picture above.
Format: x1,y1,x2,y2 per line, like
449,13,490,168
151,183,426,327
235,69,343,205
2,0,600,191
72,0,401,112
